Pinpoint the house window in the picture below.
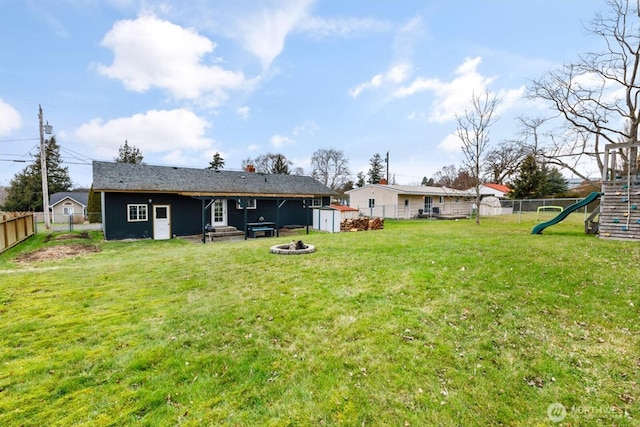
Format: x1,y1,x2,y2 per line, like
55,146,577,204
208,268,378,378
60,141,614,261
311,198,322,207
237,199,257,209
368,198,375,208
63,202,74,216
127,204,148,222
439,196,444,204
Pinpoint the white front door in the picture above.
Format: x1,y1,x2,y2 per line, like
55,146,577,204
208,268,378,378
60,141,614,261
153,205,171,240
212,199,227,227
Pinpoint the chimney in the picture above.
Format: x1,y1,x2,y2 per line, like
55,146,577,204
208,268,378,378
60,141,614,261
245,165,255,173
379,178,388,185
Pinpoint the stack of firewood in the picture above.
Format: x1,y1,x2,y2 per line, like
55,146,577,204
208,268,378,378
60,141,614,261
340,217,384,232
368,217,384,230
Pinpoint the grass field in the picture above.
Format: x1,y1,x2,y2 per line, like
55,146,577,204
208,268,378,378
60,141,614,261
0,214,638,426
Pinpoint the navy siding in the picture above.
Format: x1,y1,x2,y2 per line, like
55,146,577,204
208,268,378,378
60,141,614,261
226,198,328,230
103,194,330,240
103,193,202,240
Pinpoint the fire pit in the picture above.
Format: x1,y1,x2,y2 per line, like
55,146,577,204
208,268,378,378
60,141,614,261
270,240,315,255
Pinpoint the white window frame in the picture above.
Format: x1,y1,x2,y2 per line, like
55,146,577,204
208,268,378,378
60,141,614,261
63,202,74,216
127,204,148,222
237,199,257,209
311,198,322,207
439,196,444,203
368,198,375,208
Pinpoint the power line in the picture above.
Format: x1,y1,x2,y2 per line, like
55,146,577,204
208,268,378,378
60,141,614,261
0,137,39,143
59,145,95,163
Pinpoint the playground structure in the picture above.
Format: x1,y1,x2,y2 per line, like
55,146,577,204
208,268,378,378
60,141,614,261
599,142,640,240
532,192,601,235
532,141,640,240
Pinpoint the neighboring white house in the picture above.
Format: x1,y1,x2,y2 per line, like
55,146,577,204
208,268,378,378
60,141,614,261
346,184,474,219
478,183,510,198
49,192,88,223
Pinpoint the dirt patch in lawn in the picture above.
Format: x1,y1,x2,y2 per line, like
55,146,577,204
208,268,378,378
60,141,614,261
44,231,90,242
15,244,100,263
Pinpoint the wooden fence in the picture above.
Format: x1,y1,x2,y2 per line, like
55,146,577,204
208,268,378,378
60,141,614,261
0,212,35,254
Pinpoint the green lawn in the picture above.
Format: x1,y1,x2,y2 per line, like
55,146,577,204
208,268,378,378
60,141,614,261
0,215,638,426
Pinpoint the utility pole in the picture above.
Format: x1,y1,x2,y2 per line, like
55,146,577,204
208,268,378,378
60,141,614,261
385,151,389,183
38,105,51,229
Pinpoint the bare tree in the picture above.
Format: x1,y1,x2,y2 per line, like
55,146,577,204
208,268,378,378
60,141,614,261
432,165,458,187
529,0,640,178
244,153,293,174
483,140,527,185
432,164,474,189
310,148,351,190
455,90,501,224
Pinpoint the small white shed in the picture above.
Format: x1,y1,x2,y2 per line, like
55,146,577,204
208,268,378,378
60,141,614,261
312,207,341,233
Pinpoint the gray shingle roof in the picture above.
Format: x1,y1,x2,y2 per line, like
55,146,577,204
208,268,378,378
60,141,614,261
92,161,336,197
346,184,474,197
50,192,89,207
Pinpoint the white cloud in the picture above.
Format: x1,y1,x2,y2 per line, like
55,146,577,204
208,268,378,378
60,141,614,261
393,15,424,60
236,106,250,119
349,63,411,98
96,15,256,104
162,149,188,165
0,99,22,135
231,0,314,69
226,1,389,68
437,133,462,153
297,16,391,39
74,109,213,158
292,120,318,136
395,56,498,123
269,119,317,148
270,134,295,147
247,144,260,151
496,86,527,114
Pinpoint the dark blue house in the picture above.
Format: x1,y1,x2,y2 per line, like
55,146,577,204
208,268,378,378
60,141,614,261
92,161,336,241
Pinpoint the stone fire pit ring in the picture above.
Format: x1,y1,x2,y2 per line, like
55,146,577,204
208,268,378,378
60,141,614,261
270,241,316,255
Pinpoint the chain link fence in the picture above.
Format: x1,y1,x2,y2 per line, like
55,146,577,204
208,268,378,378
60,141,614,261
502,198,600,214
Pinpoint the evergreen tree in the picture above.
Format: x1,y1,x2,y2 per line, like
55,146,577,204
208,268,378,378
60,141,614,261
114,140,144,164
272,154,291,174
87,184,102,223
367,153,384,184
356,172,366,187
207,152,225,170
3,136,73,211
421,176,435,186
510,154,545,199
540,166,568,196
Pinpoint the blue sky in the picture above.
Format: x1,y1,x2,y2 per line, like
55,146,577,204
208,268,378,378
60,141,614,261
0,0,606,188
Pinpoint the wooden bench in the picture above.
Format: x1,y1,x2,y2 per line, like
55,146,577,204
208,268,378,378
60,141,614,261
249,226,275,238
